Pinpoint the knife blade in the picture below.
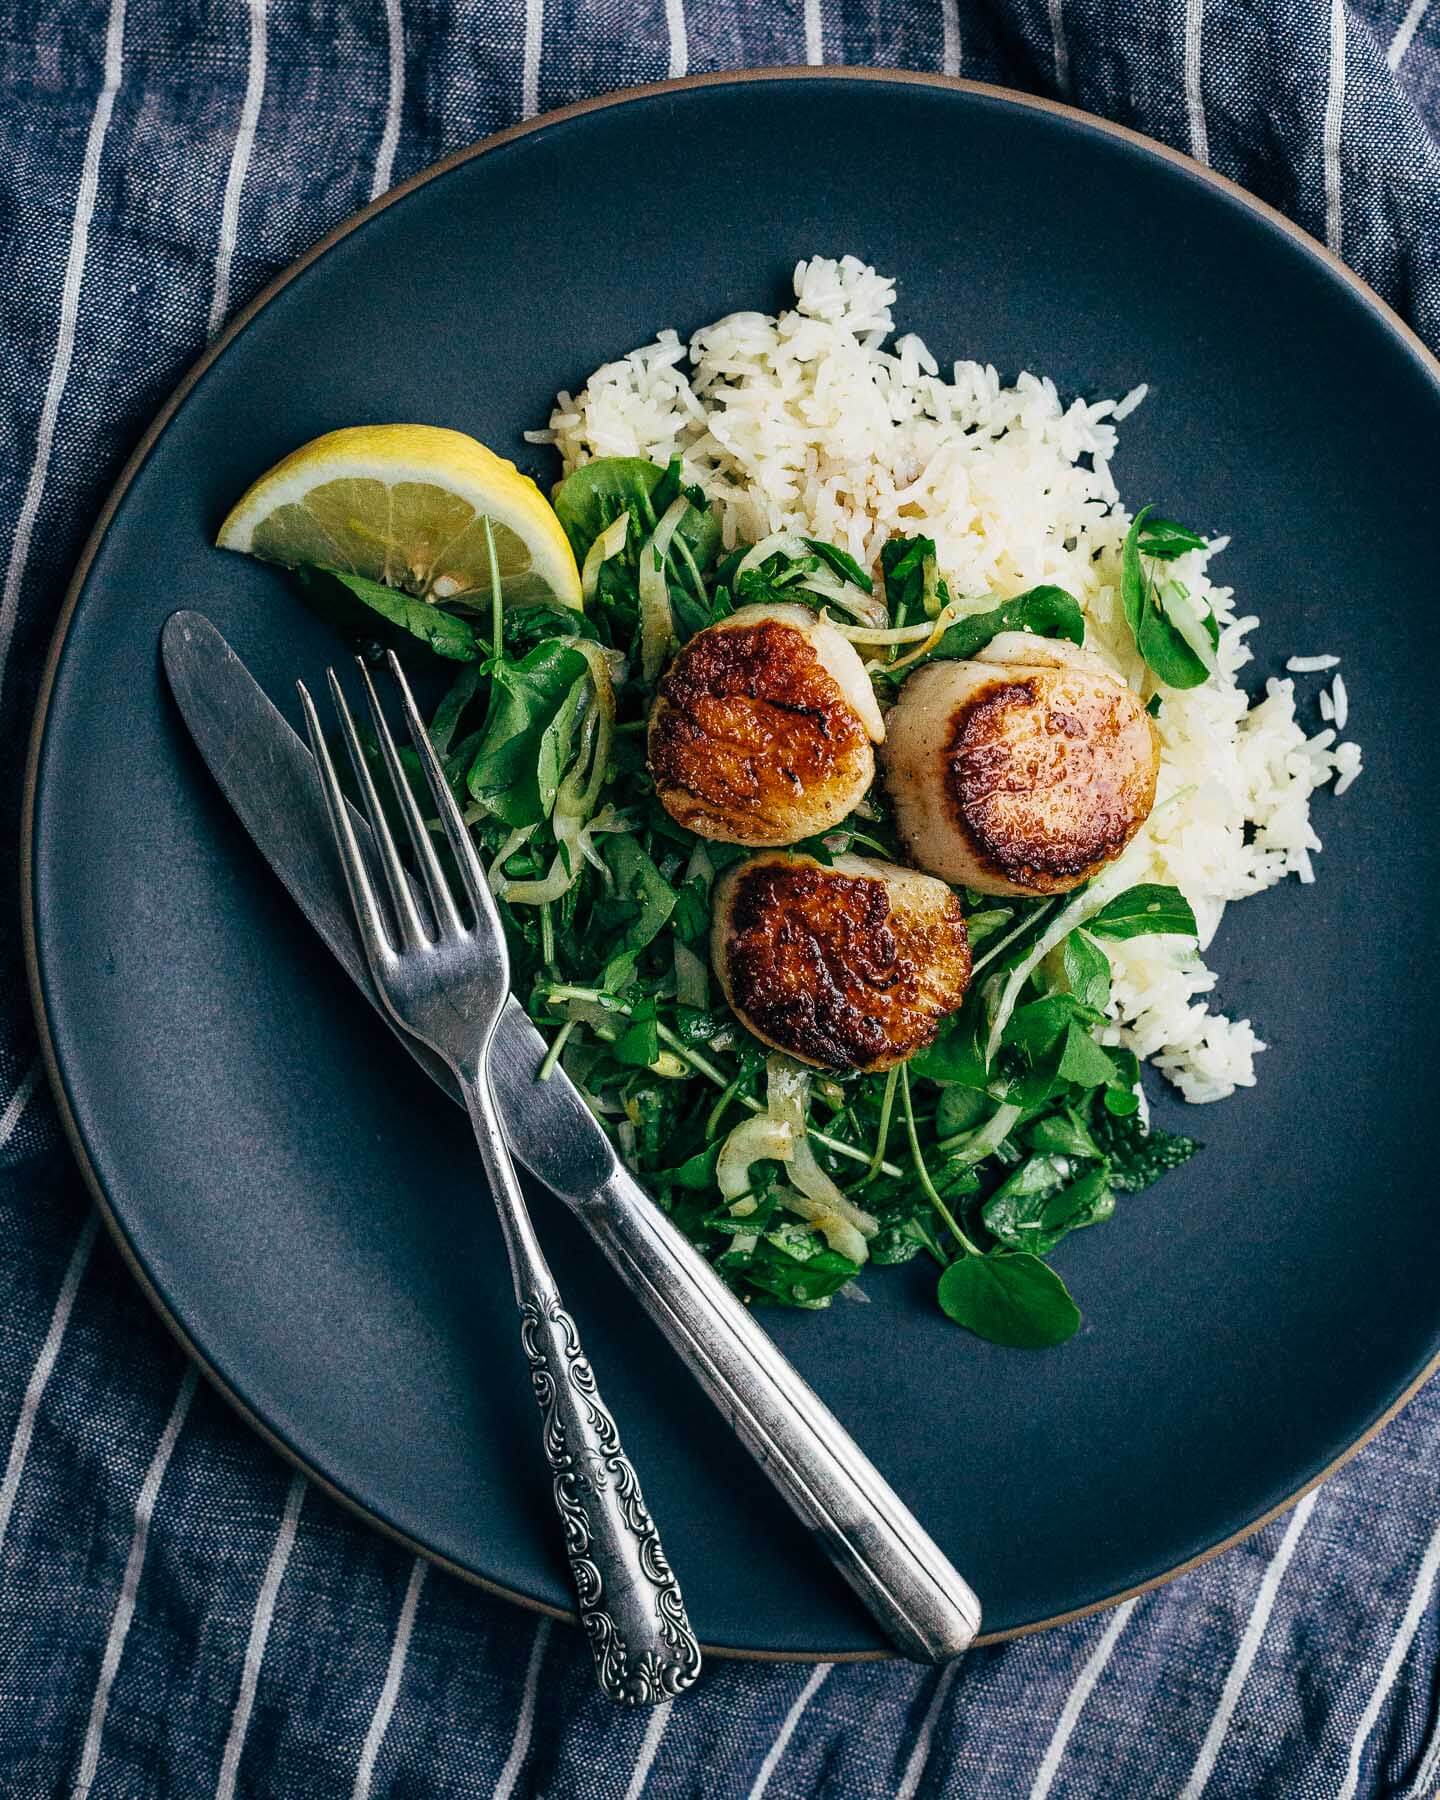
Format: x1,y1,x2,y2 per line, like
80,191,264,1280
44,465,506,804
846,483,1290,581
160,609,615,1203
161,607,982,1662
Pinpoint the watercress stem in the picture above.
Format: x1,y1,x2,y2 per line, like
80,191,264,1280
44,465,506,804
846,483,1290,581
483,515,503,661
860,1065,900,1188
539,901,556,972
901,1065,981,1256
537,1019,575,1082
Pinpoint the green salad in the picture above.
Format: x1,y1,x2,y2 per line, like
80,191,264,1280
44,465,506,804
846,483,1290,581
290,454,1202,1349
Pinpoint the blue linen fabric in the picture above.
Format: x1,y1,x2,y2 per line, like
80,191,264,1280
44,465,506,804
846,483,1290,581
1,2,1438,1794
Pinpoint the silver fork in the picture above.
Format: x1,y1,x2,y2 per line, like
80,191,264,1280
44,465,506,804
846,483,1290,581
298,652,701,1707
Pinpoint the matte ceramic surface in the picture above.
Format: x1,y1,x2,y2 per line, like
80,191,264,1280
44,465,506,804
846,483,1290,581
27,73,1440,1656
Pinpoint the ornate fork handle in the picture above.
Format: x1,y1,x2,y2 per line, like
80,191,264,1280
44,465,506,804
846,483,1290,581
460,1066,701,1705
518,1285,700,1703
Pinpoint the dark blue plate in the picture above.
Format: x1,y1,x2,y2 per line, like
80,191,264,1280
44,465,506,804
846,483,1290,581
24,72,1440,1657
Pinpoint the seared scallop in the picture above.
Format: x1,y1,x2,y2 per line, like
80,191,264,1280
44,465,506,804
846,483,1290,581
880,634,1159,897
712,852,972,1072
648,603,884,846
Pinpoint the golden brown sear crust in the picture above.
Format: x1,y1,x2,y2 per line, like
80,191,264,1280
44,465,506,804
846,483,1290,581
648,619,874,845
948,669,1158,892
714,855,972,1072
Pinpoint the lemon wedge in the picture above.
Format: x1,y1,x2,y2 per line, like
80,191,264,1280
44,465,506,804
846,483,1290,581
216,423,581,609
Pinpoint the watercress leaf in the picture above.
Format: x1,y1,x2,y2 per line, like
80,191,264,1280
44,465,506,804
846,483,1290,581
551,457,656,560
669,876,712,946
989,1152,1069,1205
1011,1029,1068,1110
930,586,1086,661
986,1163,1115,1255
802,538,873,592
502,601,599,656
868,1217,929,1266
984,1156,1113,1252
789,833,835,866
936,1252,1082,1347
1138,515,1207,560
936,1085,989,1137
1040,1164,1114,1231
426,662,484,759
1092,1108,1201,1192
1061,929,1111,1011
912,996,991,1088
552,456,719,574
1138,605,1213,689
296,567,482,662
599,835,677,989
1057,1023,1117,1089
1120,506,1149,646
1121,507,1214,690
1103,1086,1141,1117
1004,993,1096,1057
653,1144,721,1190
1027,1110,1104,1159
935,1162,984,1200
1105,1047,1141,1091
1087,883,1198,941
964,908,1013,948
880,534,935,616
673,1005,728,1045
614,1012,660,1068
466,640,588,825
746,1234,859,1307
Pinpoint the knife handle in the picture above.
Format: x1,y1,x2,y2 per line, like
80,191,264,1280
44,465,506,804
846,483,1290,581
581,1168,981,1663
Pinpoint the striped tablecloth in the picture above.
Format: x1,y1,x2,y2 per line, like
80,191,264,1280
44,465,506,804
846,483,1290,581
3,4,1439,1794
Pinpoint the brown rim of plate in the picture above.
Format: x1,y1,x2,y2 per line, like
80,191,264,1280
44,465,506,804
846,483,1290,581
20,67,1440,1665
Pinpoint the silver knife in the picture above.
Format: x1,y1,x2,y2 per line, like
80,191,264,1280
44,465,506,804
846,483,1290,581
161,608,982,1662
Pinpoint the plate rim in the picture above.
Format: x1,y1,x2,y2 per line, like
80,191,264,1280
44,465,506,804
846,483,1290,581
21,65,1440,1664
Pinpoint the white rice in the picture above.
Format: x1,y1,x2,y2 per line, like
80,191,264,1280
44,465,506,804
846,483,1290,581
532,255,1361,1106
1331,673,1349,730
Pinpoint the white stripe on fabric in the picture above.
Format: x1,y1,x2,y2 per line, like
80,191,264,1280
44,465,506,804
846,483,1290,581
748,1663,833,1800
1028,1600,1138,1800
940,0,962,75
664,0,688,79
1183,0,1210,164
1047,0,1071,93
1337,1514,1440,1800
351,1557,427,1800
0,1212,100,1554
492,1618,550,1800
208,0,268,337
370,0,405,200
1323,0,1347,254
1180,1491,1319,1799
73,1365,199,1799
0,0,126,695
0,1061,42,1149
897,1662,960,1799
1410,1699,1440,1798
803,0,823,65
521,0,544,119
1387,0,1432,69
215,1471,307,1800
623,1699,674,1800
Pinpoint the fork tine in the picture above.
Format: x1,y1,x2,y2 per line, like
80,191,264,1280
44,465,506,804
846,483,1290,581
385,650,495,930
325,668,430,951
297,680,396,966
355,658,464,939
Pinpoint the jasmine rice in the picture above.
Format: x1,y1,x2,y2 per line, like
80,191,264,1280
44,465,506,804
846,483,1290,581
533,254,1361,1104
